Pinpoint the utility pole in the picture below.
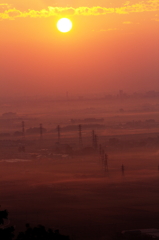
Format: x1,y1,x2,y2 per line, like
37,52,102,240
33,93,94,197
121,164,125,176
99,144,102,155
92,130,95,148
39,123,43,150
104,153,108,172
22,121,25,137
79,124,83,149
94,134,98,149
40,123,43,138
57,125,61,144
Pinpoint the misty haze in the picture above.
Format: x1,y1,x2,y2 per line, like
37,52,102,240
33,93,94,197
0,93,159,240
1,0,159,239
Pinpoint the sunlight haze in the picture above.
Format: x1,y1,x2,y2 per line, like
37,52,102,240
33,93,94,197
0,0,159,97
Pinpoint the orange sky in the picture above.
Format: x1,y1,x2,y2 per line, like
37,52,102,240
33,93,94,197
0,0,159,97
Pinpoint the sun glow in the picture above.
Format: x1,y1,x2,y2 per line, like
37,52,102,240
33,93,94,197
57,18,72,33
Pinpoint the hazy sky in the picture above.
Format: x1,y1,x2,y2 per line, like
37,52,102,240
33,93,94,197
0,0,159,97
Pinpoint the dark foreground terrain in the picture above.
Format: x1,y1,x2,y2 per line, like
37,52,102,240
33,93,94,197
1,151,159,240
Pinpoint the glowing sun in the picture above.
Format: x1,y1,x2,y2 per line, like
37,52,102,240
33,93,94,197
57,18,72,33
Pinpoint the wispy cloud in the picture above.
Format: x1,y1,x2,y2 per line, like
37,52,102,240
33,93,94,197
0,3,11,13
0,3,11,8
0,1,159,20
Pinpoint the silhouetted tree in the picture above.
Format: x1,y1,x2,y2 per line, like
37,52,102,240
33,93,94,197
16,223,70,240
0,209,70,240
0,209,14,240
0,209,8,225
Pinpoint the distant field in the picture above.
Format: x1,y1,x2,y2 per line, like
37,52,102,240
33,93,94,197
0,98,159,240
1,150,159,240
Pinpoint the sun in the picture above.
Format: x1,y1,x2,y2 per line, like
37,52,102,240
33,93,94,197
57,18,72,33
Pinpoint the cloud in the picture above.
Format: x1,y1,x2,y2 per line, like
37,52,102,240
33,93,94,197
0,1,159,20
116,0,159,14
0,3,11,13
0,3,11,8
